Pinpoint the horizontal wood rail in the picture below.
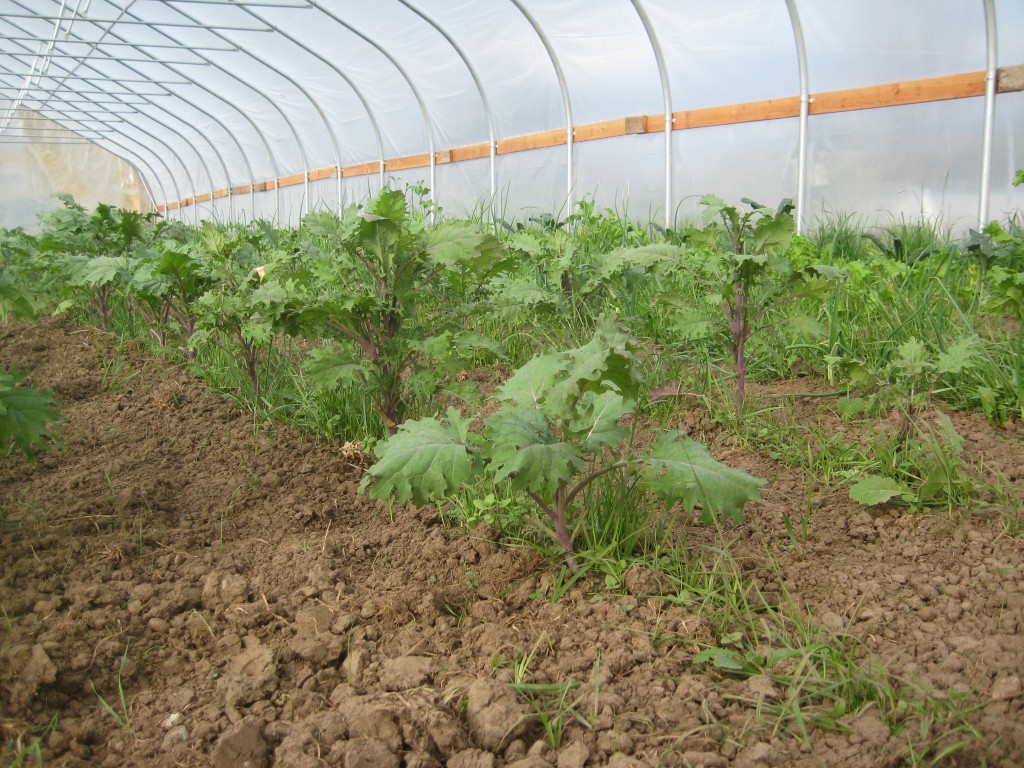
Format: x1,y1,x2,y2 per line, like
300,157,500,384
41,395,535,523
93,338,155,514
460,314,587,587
157,65,1023,213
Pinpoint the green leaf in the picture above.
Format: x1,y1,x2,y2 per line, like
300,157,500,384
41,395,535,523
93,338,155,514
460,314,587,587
891,338,931,378
640,431,764,523
568,390,632,451
497,350,566,406
693,647,749,675
360,408,475,505
935,336,981,376
849,476,908,506
484,404,582,494
751,209,795,254
426,220,507,275
302,347,369,389
0,370,65,460
75,256,127,287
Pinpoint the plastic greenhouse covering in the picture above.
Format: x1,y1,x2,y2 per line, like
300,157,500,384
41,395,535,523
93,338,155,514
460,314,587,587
1,0,1022,233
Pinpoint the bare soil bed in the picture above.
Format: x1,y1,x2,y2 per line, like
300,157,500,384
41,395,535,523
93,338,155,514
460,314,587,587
2,317,1023,767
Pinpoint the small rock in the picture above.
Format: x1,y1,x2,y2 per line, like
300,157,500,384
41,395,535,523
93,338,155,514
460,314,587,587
148,617,171,633
743,674,781,702
820,610,845,632
161,712,185,729
991,675,1023,701
739,741,772,765
679,752,727,767
160,725,189,750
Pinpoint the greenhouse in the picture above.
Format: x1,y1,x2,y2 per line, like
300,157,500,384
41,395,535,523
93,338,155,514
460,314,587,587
3,3,1024,768
1,1,1022,230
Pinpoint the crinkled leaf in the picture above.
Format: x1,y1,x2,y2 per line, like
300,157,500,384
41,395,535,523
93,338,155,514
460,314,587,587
849,476,908,506
935,336,982,376
76,256,127,287
568,390,632,451
488,276,561,310
548,324,640,410
584,244,682,290
497,350,565,405
360,407,475,505
641,431,765,523
426,220,508,276
693,647,750,675
484,403,582,494
892,338,931,378
0,282,38,322
302,347,369,389
0,371,65,460
751,209,795,253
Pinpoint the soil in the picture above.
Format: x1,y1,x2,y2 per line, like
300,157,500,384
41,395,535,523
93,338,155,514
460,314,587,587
2,317,1023,768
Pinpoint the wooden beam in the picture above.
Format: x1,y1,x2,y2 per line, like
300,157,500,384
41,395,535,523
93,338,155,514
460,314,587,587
1000,63,1024,93
384,153,431,172
342,161,379,178
229,183,252,195
212,188,229,200
451,142,491,162
811,71,984,115
497,128,566,155
671,96,801,131
277,171,306,188
308,165,338,182
575,115,649,142
193,192,212,204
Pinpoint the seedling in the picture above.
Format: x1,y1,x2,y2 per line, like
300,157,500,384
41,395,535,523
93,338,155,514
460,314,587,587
91,645,133,734
669,195,841,420
361,320,764,570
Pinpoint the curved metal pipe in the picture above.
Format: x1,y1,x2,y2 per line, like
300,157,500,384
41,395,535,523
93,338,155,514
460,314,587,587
308,0,435,217
4,4,211,221
0,60,197,221
785,0,811,234
50,24,264,221
224,1,357,214
630,0,672,230
506,0,575,217
394,0,499,224
30,98,181,218
155,2,323,220
979,0,997,227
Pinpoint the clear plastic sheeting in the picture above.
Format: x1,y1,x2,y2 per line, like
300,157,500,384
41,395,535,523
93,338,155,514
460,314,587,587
0,111,150,231
0,0,1021,233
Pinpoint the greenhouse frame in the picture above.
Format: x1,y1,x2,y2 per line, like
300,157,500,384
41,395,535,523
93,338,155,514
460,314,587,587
1,1,1023,231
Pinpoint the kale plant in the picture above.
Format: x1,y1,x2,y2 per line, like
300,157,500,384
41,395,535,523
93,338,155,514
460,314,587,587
361,320,764,570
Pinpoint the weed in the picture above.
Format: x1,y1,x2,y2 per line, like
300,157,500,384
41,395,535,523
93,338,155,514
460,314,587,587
1,714,58,768
91,645,132,734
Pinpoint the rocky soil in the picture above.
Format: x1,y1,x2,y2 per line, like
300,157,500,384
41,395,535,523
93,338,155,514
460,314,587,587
1,317,1023,767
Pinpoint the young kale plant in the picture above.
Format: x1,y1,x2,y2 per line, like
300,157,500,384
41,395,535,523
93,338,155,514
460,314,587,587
39,198,156,331
295,187,505,434
668,195,842,420
361,320,765,571
188,221,299,405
